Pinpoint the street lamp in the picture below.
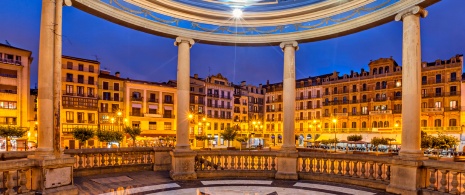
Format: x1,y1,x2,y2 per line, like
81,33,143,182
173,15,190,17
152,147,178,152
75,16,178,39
332,118,337,152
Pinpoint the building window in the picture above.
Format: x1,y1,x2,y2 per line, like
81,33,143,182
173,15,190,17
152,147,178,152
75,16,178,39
342,122,347,128
436,74,442,83
451,72,457,81
0,101,16,109
78,75,84,83
351,122,356,128
114,83,119,91
214,123,218,130
362,122,366,128
67,62,73,69
372,121,377,128
132,121,140,128
435,101,442,108
384,121,389,127
87,87,94,97
103,82,109,90
164,122,172,130
66,73,73,82
361,107,368,114
77,112,84,123
421,120,427,127
66,112,74,123
450,119,457,127
103,92,111,100
434,119,442,127
78,64,84,71
88,113,95,124
149,122,157,130
66,85,73,94
89,65,94,73
88,76,94,85
450,101,458,110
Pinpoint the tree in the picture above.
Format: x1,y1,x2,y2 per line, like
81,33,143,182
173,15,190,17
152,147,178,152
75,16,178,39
0,126,27,151
124,126,141,147
220,127,238,147
371,137,388,152
236,137,248,150
422,133,459,159
96,130,124,147
195,135,214,148
347,135,363,141
71,127,95,149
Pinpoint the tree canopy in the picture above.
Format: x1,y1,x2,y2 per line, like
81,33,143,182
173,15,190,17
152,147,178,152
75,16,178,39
124,126,142,147
96,130,124,143
71,127,95,146
347,135,363,141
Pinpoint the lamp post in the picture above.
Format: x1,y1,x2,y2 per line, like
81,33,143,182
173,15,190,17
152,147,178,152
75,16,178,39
332,118,337,152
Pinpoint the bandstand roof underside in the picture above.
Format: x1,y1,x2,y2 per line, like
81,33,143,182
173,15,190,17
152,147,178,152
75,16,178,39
71,0,439,45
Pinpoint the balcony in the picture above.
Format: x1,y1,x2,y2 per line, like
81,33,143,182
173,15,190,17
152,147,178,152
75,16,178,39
369,110,392,115
0,75,17,86
147,98,159,103
163,114,175,118
0,58,22,65
374,97,387,102
132,97,143,101
207,93,219,98
422,107,443,112
129,112,143,117
333,113,348,117
163,99,174,104
144,113,162,118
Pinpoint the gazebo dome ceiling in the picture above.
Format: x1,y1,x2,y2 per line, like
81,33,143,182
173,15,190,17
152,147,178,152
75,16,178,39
71,0,439,45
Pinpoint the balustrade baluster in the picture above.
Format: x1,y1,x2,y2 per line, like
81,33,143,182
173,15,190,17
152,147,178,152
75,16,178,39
450,171,459,194
309,158,313,173
428,168,437,191
353,161,358,177
110,153,115,166
258,156,263,170
377,163,383,180
337,160,342,175
101,153,106,166
85,154,91,168
323,159,328,174
301,158,307,172
114,153,120,166
231,155,235,170
237,155,242,170
148,151,153,163
244,156,249,170
18,169,29,193
361,161,367,178
271,156,276,171
345,161,350,176
368,161,375,180
4,171,14,194
93,154,98,167
330,159,335,174
439,170,449,193
223,155,228,170
264,156,269,171
78,154,84,169
385,164,390,181
251,156,256,170
316,158,321,173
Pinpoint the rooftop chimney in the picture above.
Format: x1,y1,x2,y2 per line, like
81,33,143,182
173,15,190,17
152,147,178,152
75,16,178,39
241,81,246,86
194,74,198,79
100,69,110,75
266,80,270,85
115,71,120,78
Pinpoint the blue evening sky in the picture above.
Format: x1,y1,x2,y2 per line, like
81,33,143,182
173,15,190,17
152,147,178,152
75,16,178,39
0,0,464,86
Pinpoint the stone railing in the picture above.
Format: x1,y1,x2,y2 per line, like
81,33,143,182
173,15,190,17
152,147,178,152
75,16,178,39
195,150,278,178
422,160,465,194
0,158,33,194
64,147,172,177
297,152,391,190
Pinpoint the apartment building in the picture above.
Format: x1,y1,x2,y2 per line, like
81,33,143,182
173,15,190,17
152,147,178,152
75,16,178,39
61,55,99,149
124,78,177,144
98,70,125,131
0,43,32,150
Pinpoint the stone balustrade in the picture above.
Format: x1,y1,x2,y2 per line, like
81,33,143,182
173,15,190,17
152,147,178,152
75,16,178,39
0,159,33,194
298,152,391,190
423,160,465,194
195,150,278,178
64,147,172,177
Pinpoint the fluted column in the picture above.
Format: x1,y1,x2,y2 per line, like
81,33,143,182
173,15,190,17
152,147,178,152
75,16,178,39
280,41,298,151
395,6,428,159
36,0,56,157
174,37,195,151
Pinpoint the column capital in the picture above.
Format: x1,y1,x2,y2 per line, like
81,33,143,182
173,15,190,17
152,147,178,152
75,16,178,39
64,0,72,6
395,6,428,22
174,37,195,48
279,41,299,52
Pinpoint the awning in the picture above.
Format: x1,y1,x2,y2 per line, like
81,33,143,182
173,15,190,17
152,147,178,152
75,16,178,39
132,103,142,108
315,134,333,141
164,106,173,110
149,105,158,109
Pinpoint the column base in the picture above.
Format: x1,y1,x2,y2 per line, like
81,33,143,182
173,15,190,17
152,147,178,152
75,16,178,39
170,150,197,181
28,155,77,194
275,151,298,180
386,158,426,195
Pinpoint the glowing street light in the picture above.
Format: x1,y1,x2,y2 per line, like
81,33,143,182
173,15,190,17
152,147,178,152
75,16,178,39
232,8,243,18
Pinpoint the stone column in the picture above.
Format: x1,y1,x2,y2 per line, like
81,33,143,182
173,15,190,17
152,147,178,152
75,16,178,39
35,0,56,157
170,37,197,180
275,41,299,180
387,6,428,195
53,0,63,157
397,6,427,159
280,41,298,151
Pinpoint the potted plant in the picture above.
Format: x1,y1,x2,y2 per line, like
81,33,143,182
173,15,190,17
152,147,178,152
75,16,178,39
71,127,95,149
220,127,238,150
0,126,27,151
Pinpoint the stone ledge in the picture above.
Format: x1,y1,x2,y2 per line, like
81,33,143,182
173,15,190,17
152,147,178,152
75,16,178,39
298,173,388,190
74,164,153,177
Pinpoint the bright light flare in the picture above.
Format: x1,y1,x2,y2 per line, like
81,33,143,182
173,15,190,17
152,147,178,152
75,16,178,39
232,8,243,18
